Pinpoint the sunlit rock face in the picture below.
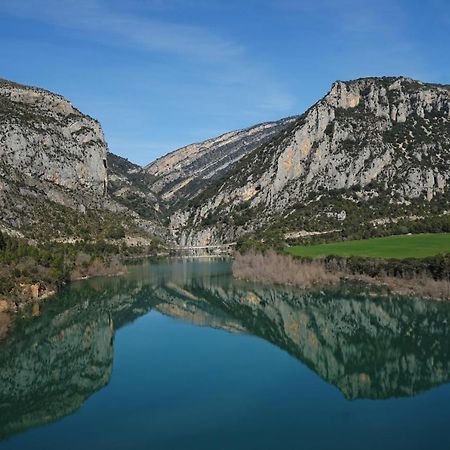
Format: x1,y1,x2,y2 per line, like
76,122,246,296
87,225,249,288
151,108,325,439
170,77,450,245
0,78,122,237
143,117,298,205
0,79,108,195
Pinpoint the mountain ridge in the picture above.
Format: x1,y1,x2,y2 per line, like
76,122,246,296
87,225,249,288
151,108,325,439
142,115,298,207
167,76,450,245
1,75,449,249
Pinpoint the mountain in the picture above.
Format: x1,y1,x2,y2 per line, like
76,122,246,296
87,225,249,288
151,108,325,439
1,75,449,248
0,78,163,242
0,79,108,195
107,152,164,221
168,77,450,245
143,116,298,207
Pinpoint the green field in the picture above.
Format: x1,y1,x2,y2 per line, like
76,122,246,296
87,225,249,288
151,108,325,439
286,233,450,259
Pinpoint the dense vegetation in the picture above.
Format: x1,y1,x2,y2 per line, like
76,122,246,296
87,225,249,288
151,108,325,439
235,231,450,299
0,231,163,306
18,200,140,242
313,253,450,282
237,209,450,253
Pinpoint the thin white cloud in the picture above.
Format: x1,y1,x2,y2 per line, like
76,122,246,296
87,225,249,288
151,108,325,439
0,0,299,161
0,0,295,116
0,0,243,62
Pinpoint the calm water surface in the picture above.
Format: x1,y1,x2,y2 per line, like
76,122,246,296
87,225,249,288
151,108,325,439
1,259,450,449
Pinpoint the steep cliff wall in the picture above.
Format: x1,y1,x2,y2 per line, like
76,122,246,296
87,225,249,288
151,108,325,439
143,116,297,205
0,79,108,195
170,77,450,245
0,79,165,241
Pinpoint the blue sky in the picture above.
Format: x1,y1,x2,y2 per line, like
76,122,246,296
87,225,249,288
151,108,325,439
0,0,449,165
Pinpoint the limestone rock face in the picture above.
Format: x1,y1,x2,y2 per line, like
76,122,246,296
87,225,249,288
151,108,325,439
0,79,108,196
170,77,450,245
143,117,298,204
0,79,166,241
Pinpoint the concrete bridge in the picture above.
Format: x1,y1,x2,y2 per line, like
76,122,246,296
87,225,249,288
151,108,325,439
169,242,237,256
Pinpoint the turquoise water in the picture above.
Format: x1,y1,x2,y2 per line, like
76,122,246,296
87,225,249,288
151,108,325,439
1,259,450,449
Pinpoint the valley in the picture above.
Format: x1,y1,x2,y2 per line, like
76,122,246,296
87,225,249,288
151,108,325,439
0,75,450,306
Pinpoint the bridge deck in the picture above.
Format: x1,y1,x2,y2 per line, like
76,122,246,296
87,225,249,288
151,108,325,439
170,243,237,250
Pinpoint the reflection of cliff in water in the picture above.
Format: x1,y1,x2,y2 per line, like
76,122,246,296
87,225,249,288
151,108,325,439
175,278,450,400
2,260,450,439
0,262,242,440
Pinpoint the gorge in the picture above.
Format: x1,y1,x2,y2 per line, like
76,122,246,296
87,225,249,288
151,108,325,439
1,75,449,248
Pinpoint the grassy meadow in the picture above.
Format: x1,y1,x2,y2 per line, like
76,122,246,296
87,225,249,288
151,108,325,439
286,233,450,259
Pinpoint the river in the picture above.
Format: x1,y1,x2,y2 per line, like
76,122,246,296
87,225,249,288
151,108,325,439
1,259,450,449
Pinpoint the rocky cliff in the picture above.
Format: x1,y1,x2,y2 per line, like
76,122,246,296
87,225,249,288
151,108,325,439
168,77,450,245
2,75,449,246
0,79,108,195
143,117,297,206
0,79,163,241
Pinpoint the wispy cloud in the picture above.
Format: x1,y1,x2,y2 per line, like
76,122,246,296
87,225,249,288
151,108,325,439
0,0,297,161
279,0,407,36
0,0,295,120
0,0,243,62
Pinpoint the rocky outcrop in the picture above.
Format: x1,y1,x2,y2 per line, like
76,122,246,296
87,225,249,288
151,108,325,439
0,79,164,241
169,77,450,245
143,117,297,205
0,78,113,236
0,79,108,195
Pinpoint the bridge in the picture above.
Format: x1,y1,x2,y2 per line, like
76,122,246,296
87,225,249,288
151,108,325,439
169,242,237,256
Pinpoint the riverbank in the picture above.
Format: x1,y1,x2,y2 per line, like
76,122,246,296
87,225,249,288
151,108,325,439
233,251,450,300
0,231,154,315
0,257,128,314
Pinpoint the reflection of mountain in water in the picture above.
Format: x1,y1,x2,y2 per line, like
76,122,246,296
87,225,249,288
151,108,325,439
0,262,242,439
2,260,450,438
0,290,113,439
185,281,450,400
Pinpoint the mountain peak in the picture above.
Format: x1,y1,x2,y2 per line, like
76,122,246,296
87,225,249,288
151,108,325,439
168,76,450,246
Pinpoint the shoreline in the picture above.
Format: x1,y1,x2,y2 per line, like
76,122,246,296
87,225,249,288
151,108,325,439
0,264,130,316
3,250,449,343
232,251,450,301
